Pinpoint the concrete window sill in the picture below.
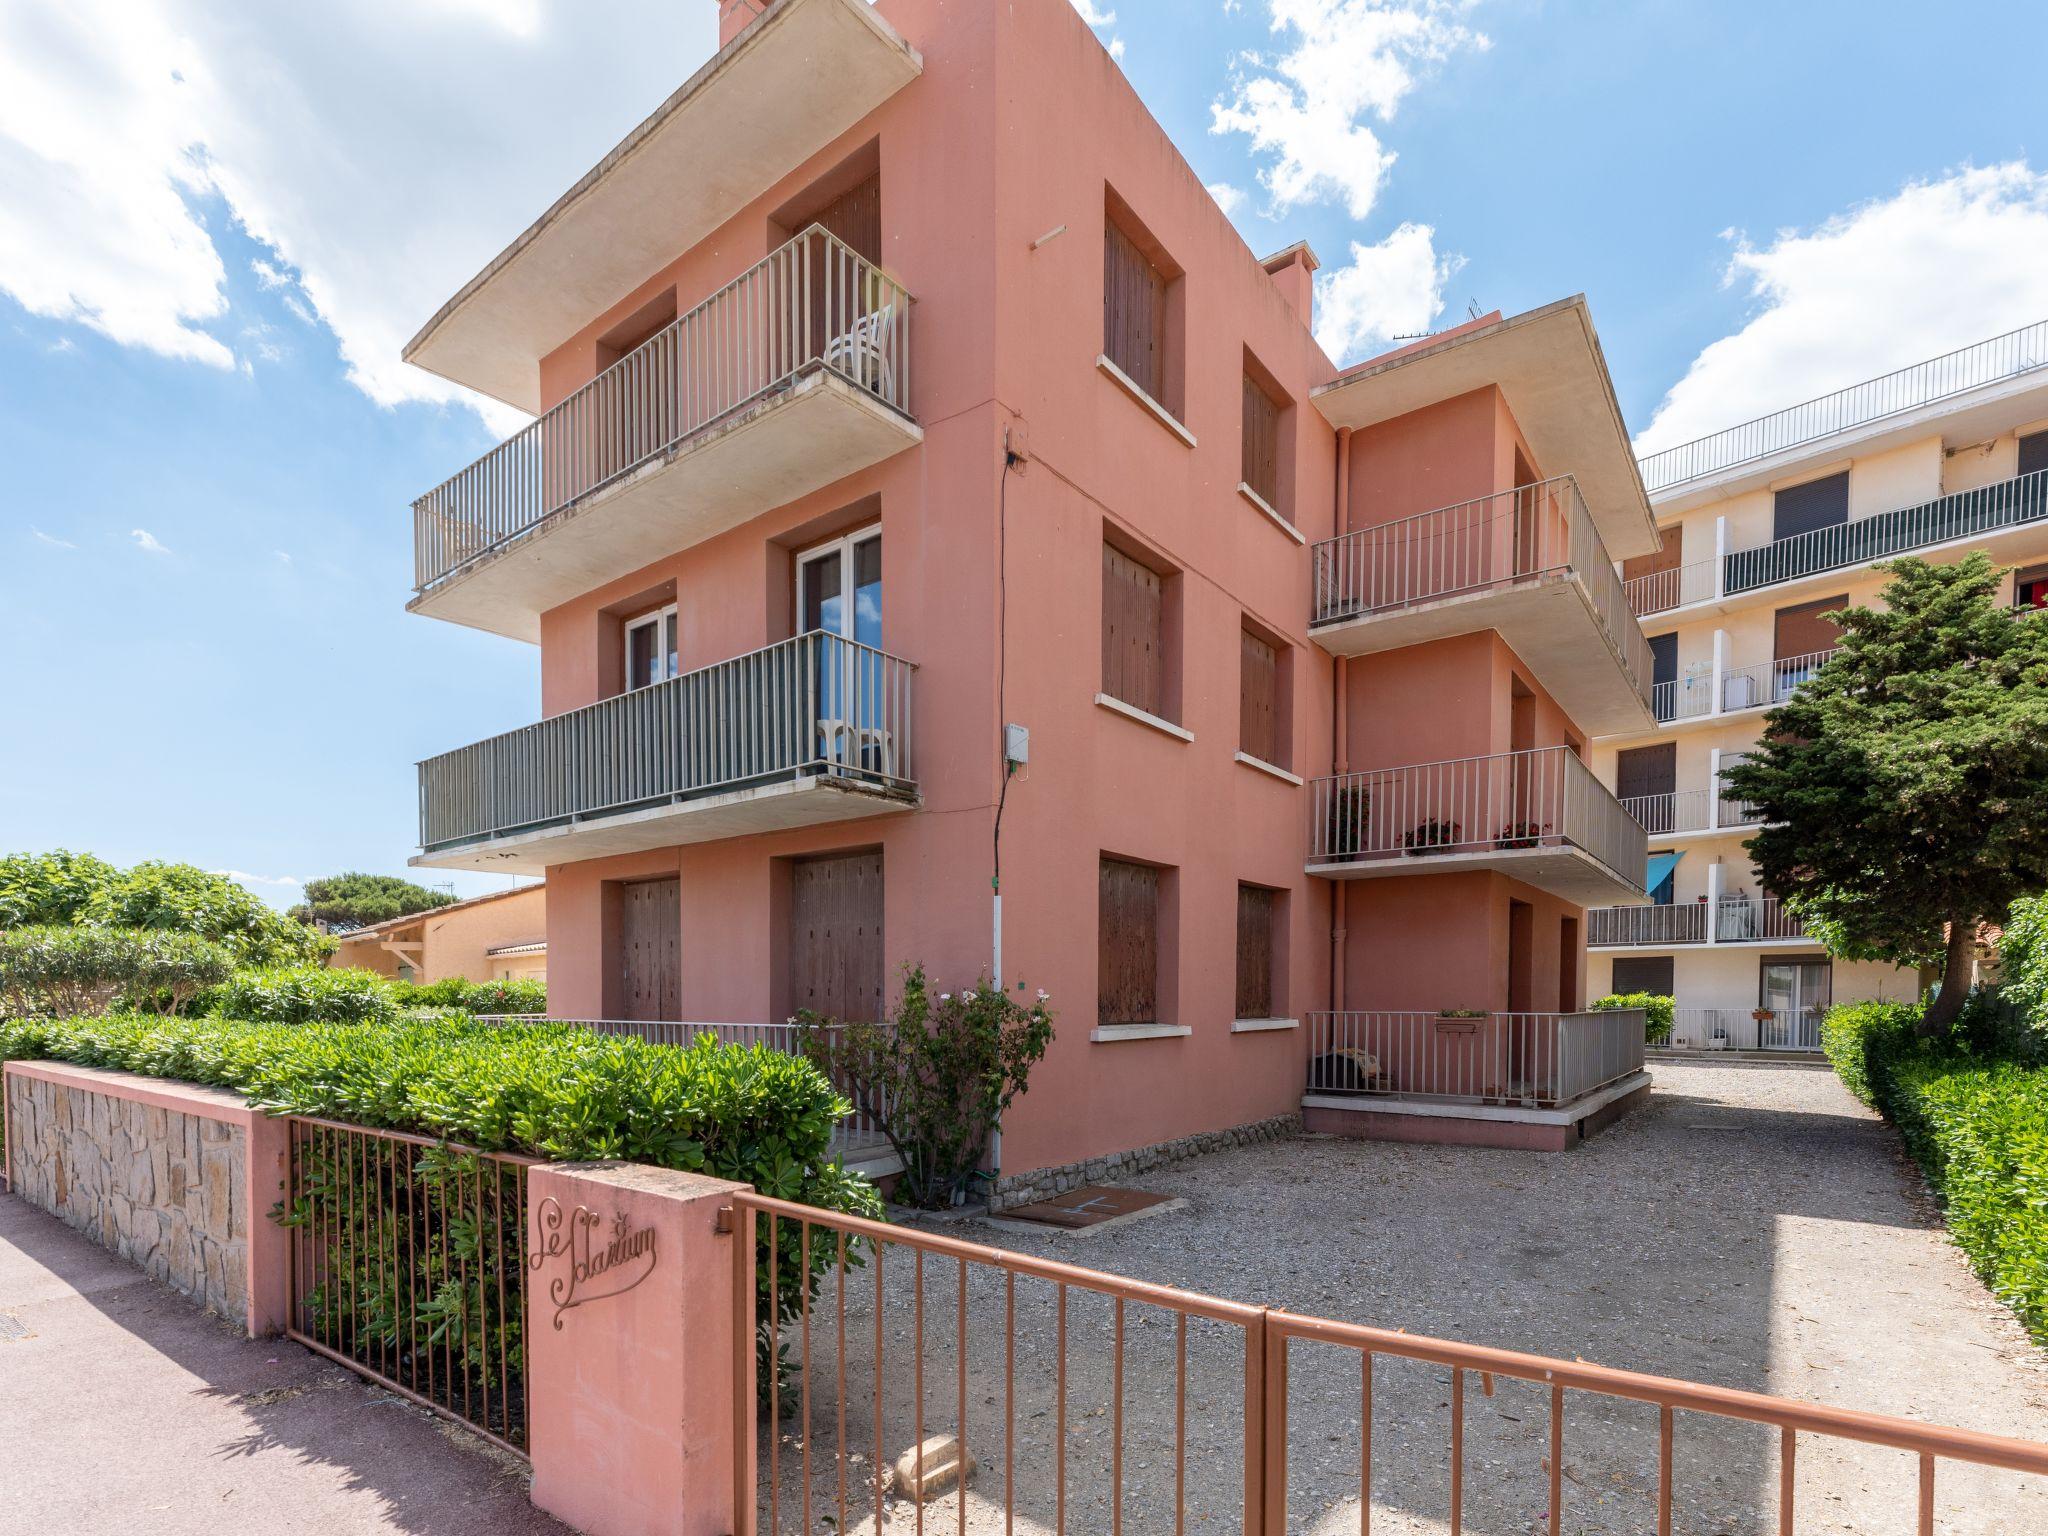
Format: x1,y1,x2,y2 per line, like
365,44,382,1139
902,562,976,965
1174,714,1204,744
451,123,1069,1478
1230,1017,1300,1034
1095,355,1196,448
1095,693,1193,742
1234,751,1302,786
1237,483,1304,545
1090,1022,1194,1043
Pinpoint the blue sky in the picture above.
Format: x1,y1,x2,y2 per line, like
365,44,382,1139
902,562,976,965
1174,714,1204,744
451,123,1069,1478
4,0,2047,907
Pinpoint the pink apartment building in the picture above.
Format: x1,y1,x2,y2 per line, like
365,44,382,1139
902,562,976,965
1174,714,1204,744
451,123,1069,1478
404,0,1660,1197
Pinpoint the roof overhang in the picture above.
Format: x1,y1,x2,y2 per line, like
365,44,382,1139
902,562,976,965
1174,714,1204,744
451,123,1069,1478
1312,297,1661,560
403,0,923,414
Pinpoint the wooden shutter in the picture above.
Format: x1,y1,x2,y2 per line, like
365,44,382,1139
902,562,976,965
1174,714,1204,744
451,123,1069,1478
1773,595,1847,659
1648,632,1679,691
1772,471,1849,542
1102,544,1165,717
816,174,882,263
1239,629,1279,766
2020,430,2048,479
1103,218,1167,399
1615,743,1676,802
1235,884,1276,1020
1241,375,1281,508
1622,524,1681,584
789,850,885,1022
620,878,680,1022
1098,858,1160,1026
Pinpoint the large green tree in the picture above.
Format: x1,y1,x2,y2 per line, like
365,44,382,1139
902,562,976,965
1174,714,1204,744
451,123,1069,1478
1725,554,2048,1034
291,872,454,931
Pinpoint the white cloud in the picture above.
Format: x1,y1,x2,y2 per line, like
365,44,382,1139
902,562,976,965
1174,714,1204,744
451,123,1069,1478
1206,181,1247,216
1638,162,2048,455
31,527,77,549
1071,0,1117,22
1212,0,1487,220
130,528,171,554
213,869,302,888
0,0,717,437
1314,221,1461,364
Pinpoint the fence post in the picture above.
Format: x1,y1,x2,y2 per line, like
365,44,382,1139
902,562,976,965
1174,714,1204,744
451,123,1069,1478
1261,1313,1289,1536
524,1163,751,1536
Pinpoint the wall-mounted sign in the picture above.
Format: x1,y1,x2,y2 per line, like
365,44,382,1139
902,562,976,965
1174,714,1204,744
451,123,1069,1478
530,1196,658,1330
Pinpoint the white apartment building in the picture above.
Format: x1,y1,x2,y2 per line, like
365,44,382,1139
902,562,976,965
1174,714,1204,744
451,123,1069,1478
1587,321,2048,1050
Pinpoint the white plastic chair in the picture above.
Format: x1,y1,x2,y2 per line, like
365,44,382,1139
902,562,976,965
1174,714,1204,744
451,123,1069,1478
823,303,897,398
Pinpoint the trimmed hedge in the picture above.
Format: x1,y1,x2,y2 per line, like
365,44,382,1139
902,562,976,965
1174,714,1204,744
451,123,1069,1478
1823,997,2048,1342
395,975,547,1015
0,926,234,1018
186,967,548,1027
1590,991,1674,1044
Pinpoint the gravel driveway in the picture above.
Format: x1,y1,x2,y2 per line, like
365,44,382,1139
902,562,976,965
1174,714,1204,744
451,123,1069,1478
760,1061,2048,1536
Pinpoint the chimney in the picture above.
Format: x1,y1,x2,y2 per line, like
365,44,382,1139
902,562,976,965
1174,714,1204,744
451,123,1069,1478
1260,242,1321,331
719,0,767,47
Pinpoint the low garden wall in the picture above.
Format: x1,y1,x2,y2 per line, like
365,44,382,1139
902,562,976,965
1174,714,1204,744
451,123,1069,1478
991,1111,1300,1210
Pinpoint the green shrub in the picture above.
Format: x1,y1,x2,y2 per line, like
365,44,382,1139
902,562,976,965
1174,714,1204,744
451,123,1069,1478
80,861,327,968
1590,992,1673,1044
0,849,119,927
1820,999,1922,1108
0,927,233,1019
197,965,403,1026
392,975,547,1015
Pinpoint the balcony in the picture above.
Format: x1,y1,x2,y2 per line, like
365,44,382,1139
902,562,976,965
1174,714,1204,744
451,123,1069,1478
1305,1009,1646,1109
1649,648,1833,723
1666,1006,1824,1053
1309,477,1655,734
403,0,923,413
411,228,920,642
1616,786,1763,837
414,633,917,875
1306,746,1647,905
1588,897,1809,950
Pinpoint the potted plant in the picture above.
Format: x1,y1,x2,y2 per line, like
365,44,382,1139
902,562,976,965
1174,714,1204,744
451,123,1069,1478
1403,819,1461,854
1708,1026,1729,1051
1322,783,1370,859
1494,820,1551,850
1751,1007,1776,1023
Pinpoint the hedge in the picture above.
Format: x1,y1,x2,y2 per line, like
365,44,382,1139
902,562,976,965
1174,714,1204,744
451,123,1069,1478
1823,997,2048,1342
1590,991,1674,1044
0,926,234,1018
185,967,548,1027
394,974,547,1016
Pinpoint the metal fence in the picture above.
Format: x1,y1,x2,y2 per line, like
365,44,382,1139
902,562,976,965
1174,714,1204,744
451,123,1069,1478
283,1116,535,1454
1309,475,1653,707
1716,895,1808,943
1666,1006,1825,1052
1589,902,1709,947
729,1179,2048,1536
1308,745,1647,891
418,632,916,854
413,224,914,592
1638,318,2048,492
1303,1009,1645,1108
1650,672,1716,723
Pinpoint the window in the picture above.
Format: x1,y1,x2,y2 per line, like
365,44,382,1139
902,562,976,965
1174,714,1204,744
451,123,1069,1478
1648,632,1678,720
1240,352,1289,516
1239,626,1283,768
1615,743,1677,831
1611,956,1674,997
797,528,883,646
2016,562,2048,611
1235,884,1278,1020
1772,471,1849,543
624,604,679,690
1098,858,1160,1026
1102,542,1168,719
2020,429,2048,480
1102,188,1184,418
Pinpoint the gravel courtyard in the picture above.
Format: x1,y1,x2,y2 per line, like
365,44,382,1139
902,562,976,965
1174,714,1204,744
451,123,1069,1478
761,1061,2048,1536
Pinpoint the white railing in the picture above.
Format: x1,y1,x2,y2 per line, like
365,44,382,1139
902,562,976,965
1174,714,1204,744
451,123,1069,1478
1650,673,1716,724
413,224,914,591
1714,895,1807,943
1638,319,2048,492
1308,746,1647,891
1588,903,1708,947
1624,558,1720,616
1306,1010,1645,1107
419,632,915,853
1310,476,1653,709
1617,788,1710,835
1769,648,1834,700
1665,1006,1825,1053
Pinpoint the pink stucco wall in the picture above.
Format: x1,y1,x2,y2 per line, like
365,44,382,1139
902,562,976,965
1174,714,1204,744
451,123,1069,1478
520,0,1606,1180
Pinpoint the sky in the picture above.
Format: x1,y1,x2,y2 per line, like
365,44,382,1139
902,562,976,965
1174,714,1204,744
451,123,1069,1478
4,0,2048,908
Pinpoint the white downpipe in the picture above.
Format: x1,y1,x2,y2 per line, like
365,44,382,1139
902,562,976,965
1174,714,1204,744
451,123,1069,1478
1709,746,1723,831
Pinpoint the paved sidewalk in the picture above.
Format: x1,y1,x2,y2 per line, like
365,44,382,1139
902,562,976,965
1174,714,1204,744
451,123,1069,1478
0,1193,570,1536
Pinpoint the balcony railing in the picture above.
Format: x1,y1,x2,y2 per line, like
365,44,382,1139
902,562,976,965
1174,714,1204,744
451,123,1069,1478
1310,475,1653,701
1309,745,1644,886
1653,647,1835,721
1306,1009,1646,1108
419,632,915,854
413,225,913,593
1617,786,1761,836
1588,903,1707,947
1666,1006,1825,1052
1714,895,1807,943
1637,318,2048,493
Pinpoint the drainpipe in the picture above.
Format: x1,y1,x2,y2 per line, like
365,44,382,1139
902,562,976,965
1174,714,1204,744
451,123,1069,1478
1330,428,1354,1015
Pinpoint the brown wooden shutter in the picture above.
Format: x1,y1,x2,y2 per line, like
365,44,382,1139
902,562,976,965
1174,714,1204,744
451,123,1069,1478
1235,884,1276,1020
1103,218,1167,399
2020,430,2048,479
1241,374,1281,508
1621,524,1681,584
1615,743,1677,802
815,174,882,263
1239,629,1279,766
789,850,885,1022
621,878,680,1022
1772,471,1849,542
1102,544,1165,717
1098,858,1160,1026
1773,595,1847,659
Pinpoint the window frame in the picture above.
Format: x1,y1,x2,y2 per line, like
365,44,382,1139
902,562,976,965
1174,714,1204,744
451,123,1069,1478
795,524,884,646
622,603,680,691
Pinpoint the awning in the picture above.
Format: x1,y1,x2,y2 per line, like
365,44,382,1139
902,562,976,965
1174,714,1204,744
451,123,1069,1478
1646,851,1684,892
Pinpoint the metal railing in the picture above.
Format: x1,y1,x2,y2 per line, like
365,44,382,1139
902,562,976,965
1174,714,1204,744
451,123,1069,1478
413,224,914,592
1310,476,1653,707
1650,672,1716,723
1589,902,1708,947
1725,467,2048,594
1305,1009,1645,1107
1666,1005,1825,1052
282,1116,535,1455
1619,788,1711,835
1309,745,1647,891
730,1188,2048,1536
1716,895,1808,942
419,632,916,854
1638,318,2048,492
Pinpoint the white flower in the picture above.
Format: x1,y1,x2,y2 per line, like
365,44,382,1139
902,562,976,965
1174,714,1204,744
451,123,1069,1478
939,993,952,1002
1036,989,1050,1001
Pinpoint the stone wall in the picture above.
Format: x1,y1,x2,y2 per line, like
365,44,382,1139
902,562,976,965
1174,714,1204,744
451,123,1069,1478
990,1111,1301,1211
6,1072,250,1325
